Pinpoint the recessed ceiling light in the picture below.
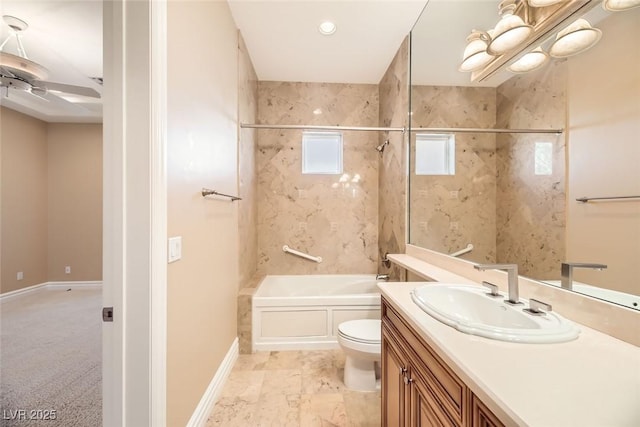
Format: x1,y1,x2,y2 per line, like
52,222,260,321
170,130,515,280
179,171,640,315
318,21,336,36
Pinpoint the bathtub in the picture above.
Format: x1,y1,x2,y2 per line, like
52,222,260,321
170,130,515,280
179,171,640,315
252,274,381,351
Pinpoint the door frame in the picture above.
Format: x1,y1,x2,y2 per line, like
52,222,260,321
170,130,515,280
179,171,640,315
102,1,167,426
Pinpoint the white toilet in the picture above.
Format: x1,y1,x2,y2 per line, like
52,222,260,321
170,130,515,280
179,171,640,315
337,319,382,392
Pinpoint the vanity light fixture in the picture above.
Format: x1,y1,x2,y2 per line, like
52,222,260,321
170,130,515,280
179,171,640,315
602,0,640,11
486,0,534,55
318,21,337,35
459,30,494,72
507,46,549,73
549,18,602,58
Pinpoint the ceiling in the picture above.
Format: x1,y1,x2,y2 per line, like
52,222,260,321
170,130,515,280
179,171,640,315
0,0,103,123
228,0,427,84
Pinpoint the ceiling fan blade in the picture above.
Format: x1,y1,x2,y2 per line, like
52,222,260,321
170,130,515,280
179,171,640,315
35,80,101,98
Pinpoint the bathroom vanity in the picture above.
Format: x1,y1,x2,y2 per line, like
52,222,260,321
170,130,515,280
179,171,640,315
382,296,503,426
379,281,640,427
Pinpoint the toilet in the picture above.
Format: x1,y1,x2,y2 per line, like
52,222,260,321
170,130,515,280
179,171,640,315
337,319,382,392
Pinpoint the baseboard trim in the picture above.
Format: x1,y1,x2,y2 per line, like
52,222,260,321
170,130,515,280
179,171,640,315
186,337,239,427
47,281,103,289
0,281,103,302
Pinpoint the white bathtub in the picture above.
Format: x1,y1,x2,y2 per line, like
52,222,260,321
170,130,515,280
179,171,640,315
252,274,381,351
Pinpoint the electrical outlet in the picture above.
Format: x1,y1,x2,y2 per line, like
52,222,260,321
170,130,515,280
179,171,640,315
298,222,307,232
449,190,459,199
419,222,428,231
65,266,71,274
17,271,23,280
330,222,338,232
450,222,459,231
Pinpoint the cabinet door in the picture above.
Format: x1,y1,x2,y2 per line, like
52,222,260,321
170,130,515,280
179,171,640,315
471,394,504,427
382,327,409,427
410,372,458,427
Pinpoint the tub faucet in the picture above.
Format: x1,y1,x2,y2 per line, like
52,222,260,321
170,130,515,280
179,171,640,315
474,263,521,305
560,262,607,290
376,274,390,281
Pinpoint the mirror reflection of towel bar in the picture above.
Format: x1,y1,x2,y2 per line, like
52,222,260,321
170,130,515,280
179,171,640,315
576,195,640,203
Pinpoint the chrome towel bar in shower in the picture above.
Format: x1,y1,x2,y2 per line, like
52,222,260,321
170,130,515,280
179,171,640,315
201,188,242,201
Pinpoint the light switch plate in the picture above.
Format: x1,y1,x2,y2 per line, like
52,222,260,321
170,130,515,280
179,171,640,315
168,236,182,263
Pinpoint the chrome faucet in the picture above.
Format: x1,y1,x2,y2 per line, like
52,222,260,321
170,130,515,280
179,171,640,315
560,262,607,290
474,263,521,305
376,274,390,281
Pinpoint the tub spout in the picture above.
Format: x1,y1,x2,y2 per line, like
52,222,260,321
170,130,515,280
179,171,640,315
376,274,390,281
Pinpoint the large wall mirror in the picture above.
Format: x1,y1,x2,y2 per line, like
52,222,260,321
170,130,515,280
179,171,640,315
408,0,639,310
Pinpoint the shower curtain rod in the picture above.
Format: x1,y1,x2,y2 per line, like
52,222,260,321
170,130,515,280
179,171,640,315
241,123,563,134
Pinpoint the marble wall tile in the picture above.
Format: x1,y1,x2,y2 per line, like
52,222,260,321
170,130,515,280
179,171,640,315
238,33,259,288
256,82,379,275
410,85,497,263
496,61,566,279
378,37,410,280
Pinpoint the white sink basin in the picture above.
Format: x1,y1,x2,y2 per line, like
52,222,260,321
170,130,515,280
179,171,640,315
410,284,580,344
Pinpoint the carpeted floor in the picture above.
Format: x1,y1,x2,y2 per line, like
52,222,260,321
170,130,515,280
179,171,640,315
0,288,102,427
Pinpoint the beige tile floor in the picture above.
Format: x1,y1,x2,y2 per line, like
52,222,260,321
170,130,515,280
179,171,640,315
206,350,381,427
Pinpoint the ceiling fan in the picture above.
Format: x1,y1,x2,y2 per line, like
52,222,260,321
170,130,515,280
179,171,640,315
0,15,100,102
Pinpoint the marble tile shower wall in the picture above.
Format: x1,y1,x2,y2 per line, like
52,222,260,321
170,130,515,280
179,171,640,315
410,86,498,263
495,61,566,279
256,82,379,275
238,34,259,288
378,37,410,281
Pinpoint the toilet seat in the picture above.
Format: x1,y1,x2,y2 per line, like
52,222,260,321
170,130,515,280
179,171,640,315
338,319,381,344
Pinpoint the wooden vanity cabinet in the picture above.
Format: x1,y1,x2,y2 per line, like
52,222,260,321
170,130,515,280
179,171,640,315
381,297,505,427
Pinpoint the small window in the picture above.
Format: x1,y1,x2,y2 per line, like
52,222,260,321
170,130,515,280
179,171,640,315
415,133,455,175
302,131,343,174
534,142,553,175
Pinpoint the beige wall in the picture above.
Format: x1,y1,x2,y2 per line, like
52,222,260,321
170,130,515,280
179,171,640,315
409,85,497,264
566,9,640,294
47,124,103,281
256,82,379,275
378,37,409,280
0,107,48,293
495,61,566,279
166,2,239,425
1,108,102,293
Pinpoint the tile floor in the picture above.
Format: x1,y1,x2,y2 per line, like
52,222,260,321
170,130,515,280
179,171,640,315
206,350,381,426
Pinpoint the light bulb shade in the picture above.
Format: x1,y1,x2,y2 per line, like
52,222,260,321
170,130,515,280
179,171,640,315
459,31,494,72
487,13,533,55
602,0,640,11
528,0,565,6
549,19,602,58
507,47,549,73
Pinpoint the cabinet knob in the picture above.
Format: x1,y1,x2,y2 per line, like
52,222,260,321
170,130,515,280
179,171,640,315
403,376,414,385
401,367,408,374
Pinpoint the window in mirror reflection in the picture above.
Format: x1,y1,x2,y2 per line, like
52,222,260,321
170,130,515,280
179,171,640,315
534,141,553,175
415,133,455,176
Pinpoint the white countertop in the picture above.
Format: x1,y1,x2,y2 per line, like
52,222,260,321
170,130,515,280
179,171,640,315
379,281,640,427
